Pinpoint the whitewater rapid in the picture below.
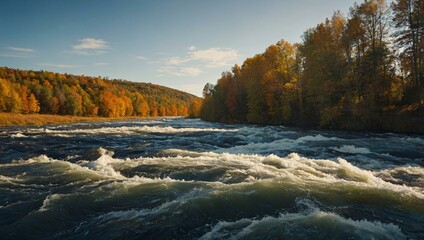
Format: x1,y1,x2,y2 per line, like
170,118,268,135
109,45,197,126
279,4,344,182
0,118,423,239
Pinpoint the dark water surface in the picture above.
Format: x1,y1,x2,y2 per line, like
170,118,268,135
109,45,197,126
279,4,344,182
0,118,423,239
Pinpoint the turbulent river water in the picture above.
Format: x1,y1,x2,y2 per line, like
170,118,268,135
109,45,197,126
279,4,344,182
0,117,423,239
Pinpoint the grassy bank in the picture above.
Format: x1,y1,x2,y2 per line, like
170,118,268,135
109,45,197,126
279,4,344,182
0,113,146,127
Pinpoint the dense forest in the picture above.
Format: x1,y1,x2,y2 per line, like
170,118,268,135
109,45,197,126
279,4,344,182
0,67,200,118
200,0,424,133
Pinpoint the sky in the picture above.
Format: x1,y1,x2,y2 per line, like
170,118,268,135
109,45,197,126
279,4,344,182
0,0,360,96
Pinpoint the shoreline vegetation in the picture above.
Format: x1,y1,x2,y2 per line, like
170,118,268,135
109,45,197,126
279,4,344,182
0,113,153,127
199,0,424,134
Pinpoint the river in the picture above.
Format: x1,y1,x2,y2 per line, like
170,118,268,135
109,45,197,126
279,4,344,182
0,117,423,239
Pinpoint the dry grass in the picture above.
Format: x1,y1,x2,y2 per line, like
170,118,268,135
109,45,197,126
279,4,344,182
0,113,146,127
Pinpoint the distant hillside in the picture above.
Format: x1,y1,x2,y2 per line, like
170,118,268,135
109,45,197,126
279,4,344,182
0,67,200,117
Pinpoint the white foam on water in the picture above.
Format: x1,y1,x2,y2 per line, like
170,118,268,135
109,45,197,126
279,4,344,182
1,149,191,186
377,166,424,187
150,149,424,199
74,148,200,183
394,166,424,175
380,166,424,178
11,132,28,138
51,134,72,138
3,148,424,202
0,200,27,209
218,134,340,154
37,194,66,212
85,148,127,179
199,204,406,240
331,145,372,154
126,120,164,125
88,188,210,225
235,126,290,141
403,137,424,145
5,153,124,183
26,125,238,136
17,155,52,164
0,174,21,183
296,134,340,142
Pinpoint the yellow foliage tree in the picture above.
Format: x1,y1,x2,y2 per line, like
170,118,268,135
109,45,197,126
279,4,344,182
28,93,40,113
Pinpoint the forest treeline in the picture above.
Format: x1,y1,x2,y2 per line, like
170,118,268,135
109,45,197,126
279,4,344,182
0,67,200,118
200,0,424,133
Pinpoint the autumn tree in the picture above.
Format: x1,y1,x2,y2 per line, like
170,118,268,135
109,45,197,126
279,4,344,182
19,85,30,113
61,85,83,115
133,92,150,117
0,79,22,113
200,39,300,125
392,0,424,104
350,0,395,124
300,12,347,126
28,93,40,113
38,80,54,114
200,83,217,121
188,98,202,117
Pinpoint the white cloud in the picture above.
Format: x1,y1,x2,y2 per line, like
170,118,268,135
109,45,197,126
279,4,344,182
180,67,202,76
39,63,77,68
0,54,30,58
73,38,109,50
94,62,109,66
189,48,239,68
163,47,239,68
157,66,202,77
165,56,188,65
66,38,110,55
1,47,36,58
136,56,148,60
155,46,239,78
7,47,35,53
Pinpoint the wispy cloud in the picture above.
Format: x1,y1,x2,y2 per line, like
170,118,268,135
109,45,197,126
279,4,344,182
163,46,239,68
7,47,35,53
189,47,239,68
157,46,239,77
157,66,202,77
66,38,110,55
39,63,77,68
136,56,148,60
94,62,109,66
165,56,187,65
73,38,108,50
1,46,36,58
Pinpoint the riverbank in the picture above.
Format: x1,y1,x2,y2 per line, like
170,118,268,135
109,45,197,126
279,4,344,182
0,113,149,127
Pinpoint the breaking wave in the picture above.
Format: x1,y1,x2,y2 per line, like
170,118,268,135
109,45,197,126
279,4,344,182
331,145,372,154
160,149,424,201
3,148,422,207
18,125,238,137
200,199,406,240
10,132,28,138
219,134,340,154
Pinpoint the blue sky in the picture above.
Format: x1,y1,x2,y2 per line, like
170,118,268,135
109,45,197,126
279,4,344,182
0,0,359,96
